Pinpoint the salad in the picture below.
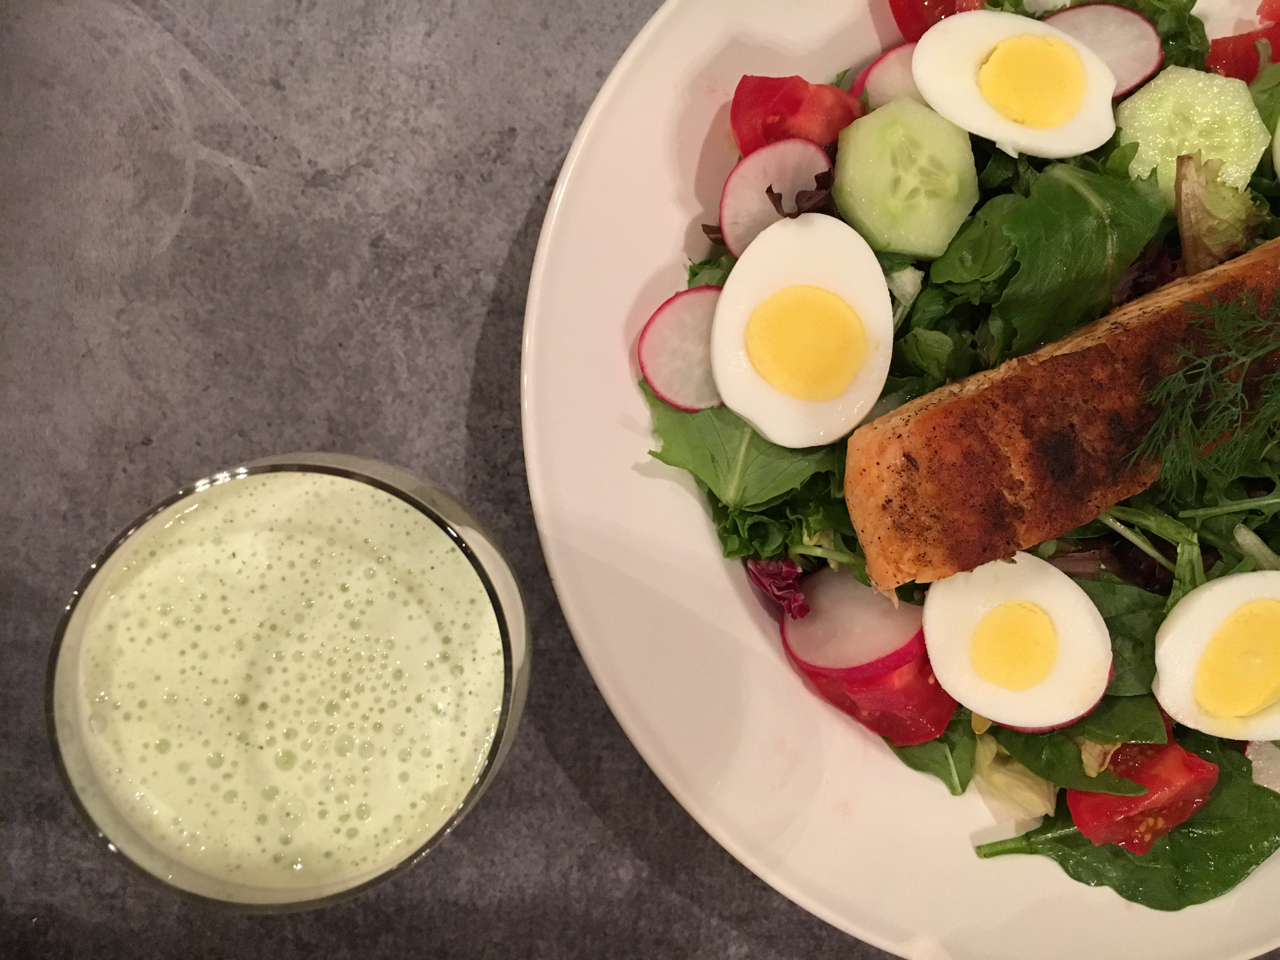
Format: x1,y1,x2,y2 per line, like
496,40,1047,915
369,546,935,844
637,0,1280,913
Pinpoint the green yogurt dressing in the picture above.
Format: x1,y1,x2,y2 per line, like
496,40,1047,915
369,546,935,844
68,470,505,898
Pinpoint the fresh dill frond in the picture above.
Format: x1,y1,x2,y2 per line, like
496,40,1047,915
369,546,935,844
1134,291,1280,496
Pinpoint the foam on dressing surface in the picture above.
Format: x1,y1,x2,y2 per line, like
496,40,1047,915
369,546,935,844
73,471,504,892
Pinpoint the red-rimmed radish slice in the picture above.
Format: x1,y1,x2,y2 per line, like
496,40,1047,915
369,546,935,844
852,43,923,110
782,567,957,745
1045,5,1163,97
718,137,833,257
637,286,722,411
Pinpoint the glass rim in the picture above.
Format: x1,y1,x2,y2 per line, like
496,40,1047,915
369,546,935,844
45,458,520,913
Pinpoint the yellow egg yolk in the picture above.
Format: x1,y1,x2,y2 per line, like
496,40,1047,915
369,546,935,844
1195,599,1280,719
978,35,1086,129
744,285,866,402
971,600,1058,691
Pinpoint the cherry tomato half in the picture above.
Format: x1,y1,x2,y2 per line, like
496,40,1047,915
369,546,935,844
888,0,985,43
1066,732,1219,855
729,75,864,157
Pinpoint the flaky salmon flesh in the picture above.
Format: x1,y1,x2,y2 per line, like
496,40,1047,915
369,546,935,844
844,236,1280,595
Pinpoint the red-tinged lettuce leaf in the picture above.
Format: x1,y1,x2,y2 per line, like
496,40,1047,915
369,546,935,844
746,558,809,618
1175,152,1269,275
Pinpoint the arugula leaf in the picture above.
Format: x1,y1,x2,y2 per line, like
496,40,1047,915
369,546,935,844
1110,0,1208,70
687,253,735,288
992,164,1165,357
990,727,1147,795
890,708,977,796
643,382,843,510
1074,575,1163,696
1066,695,1168,745
977,730,1280,911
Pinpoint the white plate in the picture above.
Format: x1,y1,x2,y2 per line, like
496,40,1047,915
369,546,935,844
520,3,1280,958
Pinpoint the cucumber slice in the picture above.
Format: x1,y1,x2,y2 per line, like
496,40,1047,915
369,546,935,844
833,98,979,259
1116,65,1270,206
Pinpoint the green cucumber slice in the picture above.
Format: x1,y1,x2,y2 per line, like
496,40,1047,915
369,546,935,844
833,98,979,259
1116,65,1270,206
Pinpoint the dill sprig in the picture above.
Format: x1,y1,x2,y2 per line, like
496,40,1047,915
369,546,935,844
1133,292,1280,494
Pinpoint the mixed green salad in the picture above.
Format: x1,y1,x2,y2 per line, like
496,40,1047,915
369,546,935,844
641,0,1280,912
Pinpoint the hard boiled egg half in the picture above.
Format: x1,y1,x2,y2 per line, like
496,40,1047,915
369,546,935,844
1154,571,1280,739
912,10,1116,158
710,213,893,449
923,552,1112,729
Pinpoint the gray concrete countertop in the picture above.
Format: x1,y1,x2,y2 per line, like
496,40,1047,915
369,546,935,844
0,0,891,957
4,3,1279,960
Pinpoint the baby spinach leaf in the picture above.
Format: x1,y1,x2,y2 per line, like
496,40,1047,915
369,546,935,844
977,730,1280,911
1066,695,1167,745
1074,575,1164,696
643,382,844,511
890,709,976,796
990,727,1146,795
992,165,1165,357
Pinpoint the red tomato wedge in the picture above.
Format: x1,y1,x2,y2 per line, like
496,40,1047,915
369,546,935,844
1066,728,1219,855
888,0,984,43
1260,0,1280,24
729,76,864,157
1207,22,1280,81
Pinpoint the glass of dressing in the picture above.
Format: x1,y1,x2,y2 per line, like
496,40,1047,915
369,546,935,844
46,453,528,910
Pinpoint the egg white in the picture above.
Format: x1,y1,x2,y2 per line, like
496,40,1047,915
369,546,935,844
912,10,1117,159
709,213,893,449
923,552,1112,728
1154,571,1280,739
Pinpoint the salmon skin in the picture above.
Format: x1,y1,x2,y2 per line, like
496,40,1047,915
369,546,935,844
845,236,1280,594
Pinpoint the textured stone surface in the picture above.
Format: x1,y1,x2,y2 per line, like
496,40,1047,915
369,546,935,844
0,1,901,957
4,3,1278,959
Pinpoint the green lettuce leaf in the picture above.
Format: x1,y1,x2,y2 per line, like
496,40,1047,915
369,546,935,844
642,382,843,511
991,164,1165,357
930,194,1022,293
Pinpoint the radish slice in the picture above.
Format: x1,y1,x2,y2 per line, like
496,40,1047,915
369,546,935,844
782,568,957,746
1045,4,1163,97
637,286,722,411
784,567,924,678
717,137,833,258
854,43,924,110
